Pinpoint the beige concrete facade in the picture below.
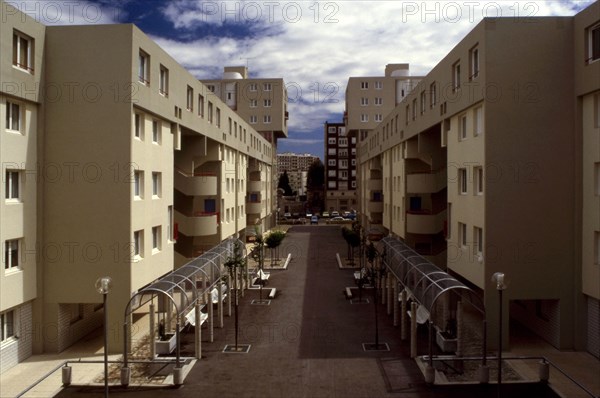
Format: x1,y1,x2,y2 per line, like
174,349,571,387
0,1,277,372
354,5,600,357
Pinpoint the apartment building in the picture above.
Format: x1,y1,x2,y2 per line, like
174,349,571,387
0,2,276,372
276,152,319,196
354,2,600,358
201,66,287,234
324,122,358,213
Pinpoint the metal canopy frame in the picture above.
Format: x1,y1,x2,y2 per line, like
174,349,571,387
122,237,245,368
380,236,487,365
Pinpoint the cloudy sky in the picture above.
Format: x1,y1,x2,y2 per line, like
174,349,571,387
11,0,593,159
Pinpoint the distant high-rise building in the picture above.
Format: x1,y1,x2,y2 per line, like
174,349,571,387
324,122,357,213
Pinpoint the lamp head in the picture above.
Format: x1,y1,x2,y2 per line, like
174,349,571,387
492,272,506,290
95,276,113,294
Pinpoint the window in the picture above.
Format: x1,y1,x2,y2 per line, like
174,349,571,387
412,99,417,120
12,30,33,73
430,82,437,109
263,83,272,91
340,159,348,169
328,181,337,189
152,226,161,253
374,114,382,122
361,81,369,89
328,127,336,134
207,84,215,93
474,226,483,256
361,97,369,106
328,137,336,145
328,159,337,167
5,101,21,132
339,149,348,157
207,102,213,123
159,65,169,96
5,170,20,201
198,94,205,118
186,86,193,111
339,138,348,147
459,114,467,140
249,83,257,91
134,113,143,139
152,172,161,198
420,91,426,114
474,106,483,136
134,170,143,199
250,99,257,108
405,105,410,125
470,45,480,80
168,206,174,242
459,222,467,248
263,115,271,124
152,120,160,143
360,114,368,122
264,99,272,107
587,22,600,64
375,81,382,89
133,230,143,259
452,61,461,90
374,97,383,106
474,166,483,195
0,310,16,342
4,239,20,270
351,181,357,188
250,115,257,124
459,168,467,194
328,148,337,156
138,50,149,85
216,107,221,127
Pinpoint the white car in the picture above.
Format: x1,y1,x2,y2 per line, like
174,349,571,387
331,211,340,217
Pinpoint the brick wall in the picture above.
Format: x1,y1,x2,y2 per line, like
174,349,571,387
0,302,33,374
587,296,600,359
56,303,103,353
510,299,560,348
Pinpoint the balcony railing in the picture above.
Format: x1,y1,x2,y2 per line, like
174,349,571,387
406,168,447,194
406,209,446,235
174,167,218,196
175,210,219,237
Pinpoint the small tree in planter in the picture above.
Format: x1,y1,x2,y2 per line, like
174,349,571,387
365,241,386,349
342,226,361,266
224,241,246,351
264,230,286,267
250,231,268,303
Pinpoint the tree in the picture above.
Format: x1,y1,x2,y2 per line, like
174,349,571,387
277,171,293,196
341,226,360,264
306,160,325,211
224,241,246,351
264,230,286,266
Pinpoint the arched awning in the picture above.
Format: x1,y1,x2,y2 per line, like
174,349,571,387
381,236,484,320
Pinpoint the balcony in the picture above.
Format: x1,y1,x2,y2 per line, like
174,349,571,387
368,179,383,191
406,209,446,235
406,169,446,194
175,210,218,237
246,201,262,215
247,180,262,192
174,168,218,196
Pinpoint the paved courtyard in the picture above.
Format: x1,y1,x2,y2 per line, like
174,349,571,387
48,226,566,397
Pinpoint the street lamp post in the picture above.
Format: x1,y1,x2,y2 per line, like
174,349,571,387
95,276,113,398
492,272,506,396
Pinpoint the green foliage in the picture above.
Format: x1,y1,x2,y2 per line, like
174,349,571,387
341,226,361,248
264,230,286,249
277,171,294,196
224,241,246,276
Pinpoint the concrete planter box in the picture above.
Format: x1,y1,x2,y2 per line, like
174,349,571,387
435,326,457,353
155,333,176,355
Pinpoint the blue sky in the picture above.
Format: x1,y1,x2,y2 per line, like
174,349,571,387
11,0,592,160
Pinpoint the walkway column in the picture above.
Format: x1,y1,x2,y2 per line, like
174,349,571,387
208,289,214,343
218,284,224,328
195,301,202,359
456,301,463,357
149,303,156,358
410,301,418,358
381,274,387,306
393,281,399,327
401,290,407,340
227,274,232,317
386,275,393,315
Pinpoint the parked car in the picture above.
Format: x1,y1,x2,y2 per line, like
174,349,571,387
331,211,340,217
326,216,351,224
283,212,291,218
310,215,319,224
306,213,313,218
322,211,330,218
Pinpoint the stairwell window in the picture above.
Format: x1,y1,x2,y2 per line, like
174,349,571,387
459,168,468,195
474,226,483,257
138,50,150,85
134,170,144,199
159,65,169,96
13,30,34,73
198,94,205,118
474,106,483,136
134,113,144,139
152,226,161,253
5,170,21,202
459,114,467,140
152,172,161,198
452,61,461,91
4,239,21,270
459,222,467,248
5,101,21,133
133,230,143,260
187,86,193,111
469,45,479,80
430,82,437,109
587,21,600,64
474,166,483,195
152,120,160,144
